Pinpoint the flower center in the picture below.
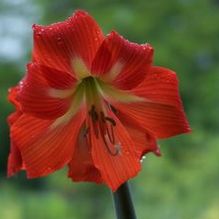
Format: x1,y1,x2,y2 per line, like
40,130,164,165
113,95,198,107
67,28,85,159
50,64,143,154
81,76,101,107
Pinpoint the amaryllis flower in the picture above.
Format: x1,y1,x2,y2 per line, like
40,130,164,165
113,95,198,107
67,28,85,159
8,10,190,191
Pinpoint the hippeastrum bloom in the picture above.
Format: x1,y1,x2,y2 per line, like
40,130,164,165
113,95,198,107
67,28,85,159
8,10,190,191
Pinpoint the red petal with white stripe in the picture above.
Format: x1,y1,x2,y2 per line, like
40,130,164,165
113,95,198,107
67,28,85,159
11,111,85,178
114,67,191,138
92,31,153,90
33,10,104,74
19,63,74,119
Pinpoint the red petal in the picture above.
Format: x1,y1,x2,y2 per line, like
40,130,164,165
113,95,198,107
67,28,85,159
7,141,24,177
90,112,141,191
127,126,160,157
8,86,23,125
68,124,103,184
7,85,26,176
117,111,160,157
33,10,104,74
11,110,85,178
40,64,76,89
8,86,25,176
133,66,187,106
8,112,25,177
8,111,22,126
19,63,73,119
8,86,21,111
113,67,191,138
92,31,153,89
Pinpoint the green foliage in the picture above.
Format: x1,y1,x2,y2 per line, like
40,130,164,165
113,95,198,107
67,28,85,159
0,0,218,218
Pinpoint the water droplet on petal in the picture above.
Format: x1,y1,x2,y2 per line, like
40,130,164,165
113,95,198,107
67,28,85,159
140,155,146,163
19,80,24,88
56,37,63,45
35,32,42,37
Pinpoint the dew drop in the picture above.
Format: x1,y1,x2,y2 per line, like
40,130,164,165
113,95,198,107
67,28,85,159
140,155,146,163
35,32,42,37
56,37,63,45
19,80,24,88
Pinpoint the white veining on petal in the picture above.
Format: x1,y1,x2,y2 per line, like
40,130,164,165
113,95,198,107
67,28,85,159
50,83,85,129
72,57,90,79
48,88,75,98
97,79,144,103
104,61,124,81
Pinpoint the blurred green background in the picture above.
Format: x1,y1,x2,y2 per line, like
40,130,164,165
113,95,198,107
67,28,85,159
0,0,219,218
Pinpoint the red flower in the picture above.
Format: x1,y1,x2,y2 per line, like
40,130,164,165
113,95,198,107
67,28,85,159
8,10,191,191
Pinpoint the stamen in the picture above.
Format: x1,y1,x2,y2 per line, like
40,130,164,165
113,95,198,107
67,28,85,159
88,106,120,156
99,127,119,156
93,122,99,138
89,105,99,122
110,104,118,115
104,117,116,126
110,125,115,144
100,111,105,122
83,127,90,137
83,126,91,146
89,105,99,138
106,124,115,144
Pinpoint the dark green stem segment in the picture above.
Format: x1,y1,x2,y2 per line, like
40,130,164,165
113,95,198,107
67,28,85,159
112,182,137,219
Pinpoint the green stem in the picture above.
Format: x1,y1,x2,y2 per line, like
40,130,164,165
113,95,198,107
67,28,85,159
112,181,137,219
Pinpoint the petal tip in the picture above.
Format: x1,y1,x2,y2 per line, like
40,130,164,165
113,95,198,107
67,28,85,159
184,125,192,134
105,30,119,40
153,147,162,156
69,10,92,21
32,23,37,30
32,24,42,31
74,9,89,16
110,165,141,192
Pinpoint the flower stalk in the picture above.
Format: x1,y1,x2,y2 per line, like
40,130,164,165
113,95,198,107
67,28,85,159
112,181,137,219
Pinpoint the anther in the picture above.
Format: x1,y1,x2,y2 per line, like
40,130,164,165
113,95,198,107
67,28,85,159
83,127,90,137
89,105,99,138
100,111,105,122
89,105,99,122
88,106,119,156
110,105,118,114
104,117,116,126
100,129,119,156
106,124,115,144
